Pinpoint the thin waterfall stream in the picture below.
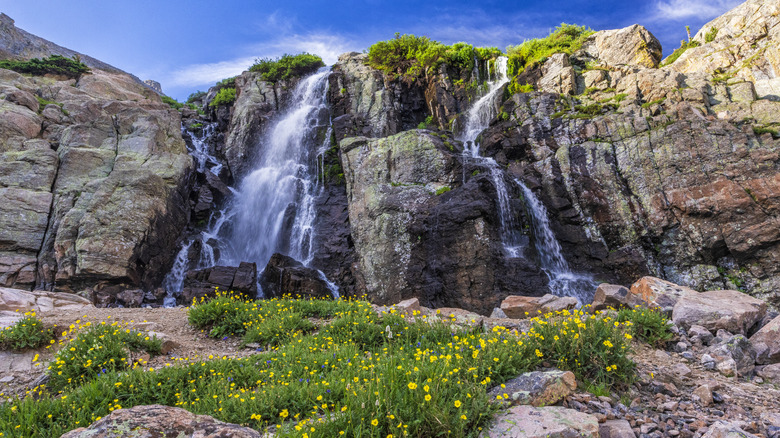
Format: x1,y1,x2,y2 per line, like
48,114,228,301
164,67,339,301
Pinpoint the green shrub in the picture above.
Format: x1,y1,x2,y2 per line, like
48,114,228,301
417,115,435,129
0,55,90,79
616,306,673,347
0,313,55,351
505,24,593,76
161,95,183,110
660,40,700,67
753,126,779,137
641,98,665,108
186,90,206,103
435,186,452,195
47,322,162,392
704,27,719,43
249,53,325,82
209,88,236,107
367,33,501,81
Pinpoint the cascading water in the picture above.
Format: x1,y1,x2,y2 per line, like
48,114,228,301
164,67,339,301
458,57,523,257
516,179,597,303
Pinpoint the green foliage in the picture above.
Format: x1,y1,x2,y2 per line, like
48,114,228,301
615,306,673,347
0,55,90,79
417,115,435,129
161,95,183,110
186,90,206,104
47,322,162,392
249,53,325,82
367,33,501,82
0,313,55,351
435,186,452,195
753,126,779,137
2,294,655,437
505,24,594,76
35,96,68,115
641,99,665,108
209,88,236,107
660,40,700,67
712,71,736,83
704,27,719,43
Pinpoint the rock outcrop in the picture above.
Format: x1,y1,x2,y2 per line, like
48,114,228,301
180,262,257,303
341,130,547,313
258,253,335,299
0,17,192,295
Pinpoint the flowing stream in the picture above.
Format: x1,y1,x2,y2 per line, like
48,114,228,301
164,68,339,300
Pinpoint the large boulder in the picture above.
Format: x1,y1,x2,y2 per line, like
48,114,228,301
487,370,577,407
0,286,91,313
629,277,698,315
750,315,780,364
258,253,335,299
180,262,257,303
700,421,759,438
538,54,577,95
672,289,767,334
60,404,261,438
580,24,663,68
482,405,599,438
500,294,577,318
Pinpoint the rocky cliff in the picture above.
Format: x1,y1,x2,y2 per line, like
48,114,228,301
0,16,193,296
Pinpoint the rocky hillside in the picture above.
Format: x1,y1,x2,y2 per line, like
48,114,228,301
0,16,193,296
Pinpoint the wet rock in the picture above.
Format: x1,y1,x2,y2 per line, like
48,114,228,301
181,262,257,303
487,369,577,407
482,405,599,437
59,404,261,438
258,253,333,300
672,290,767,335
749,314,780,364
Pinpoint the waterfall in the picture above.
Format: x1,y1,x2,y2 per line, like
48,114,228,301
457,56,522,256
516,180,597,303
164,67,339,301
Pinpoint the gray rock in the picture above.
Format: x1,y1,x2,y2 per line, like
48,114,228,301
490,307,508,319
672,290,767,335
707,335,757,377
688,325,714,345
600,419,637,438
538,54,577,95
591,283,632,311
59,404,261,438
487,369,577,407
756,363,780,382
700,421,758,438
693,385,714,406
749,314,780,364
481,405,599,438
628,277,698,316
581,24,663,68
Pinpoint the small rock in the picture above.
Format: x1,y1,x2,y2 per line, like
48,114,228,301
701,421,758,438
749,314,780,364
693,385,713,407
490,307,508,319
487,369,577,407
0,376,14,383
688,325,714,345
394,298,422,315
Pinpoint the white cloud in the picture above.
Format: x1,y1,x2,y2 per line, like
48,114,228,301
652,0,742,21
164,33,354,89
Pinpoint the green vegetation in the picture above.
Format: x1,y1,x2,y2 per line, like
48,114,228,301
505,24,593,76
0,312,55,351
616,306,673,347
35,96,68,115
367,33,501,82
161,95,183,110
435,186,452,195
704,27,719,43
508,82,534,94
186,90,206,104
660,40,700,67
47,322,162,392
0,292,670,438
0,55,90,79
641,99,665,109
250,53,325,82
209,87,237,107
214,76,236,91
417,115,435,129
712,71,736,84
753,126,779,138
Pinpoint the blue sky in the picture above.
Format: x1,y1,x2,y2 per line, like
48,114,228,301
1,0,743,100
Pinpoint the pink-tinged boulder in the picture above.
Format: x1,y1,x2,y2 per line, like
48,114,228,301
629,277,698,315
500,294,577,319
672,290,766,335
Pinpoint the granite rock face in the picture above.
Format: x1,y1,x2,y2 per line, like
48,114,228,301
0,18,192,294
